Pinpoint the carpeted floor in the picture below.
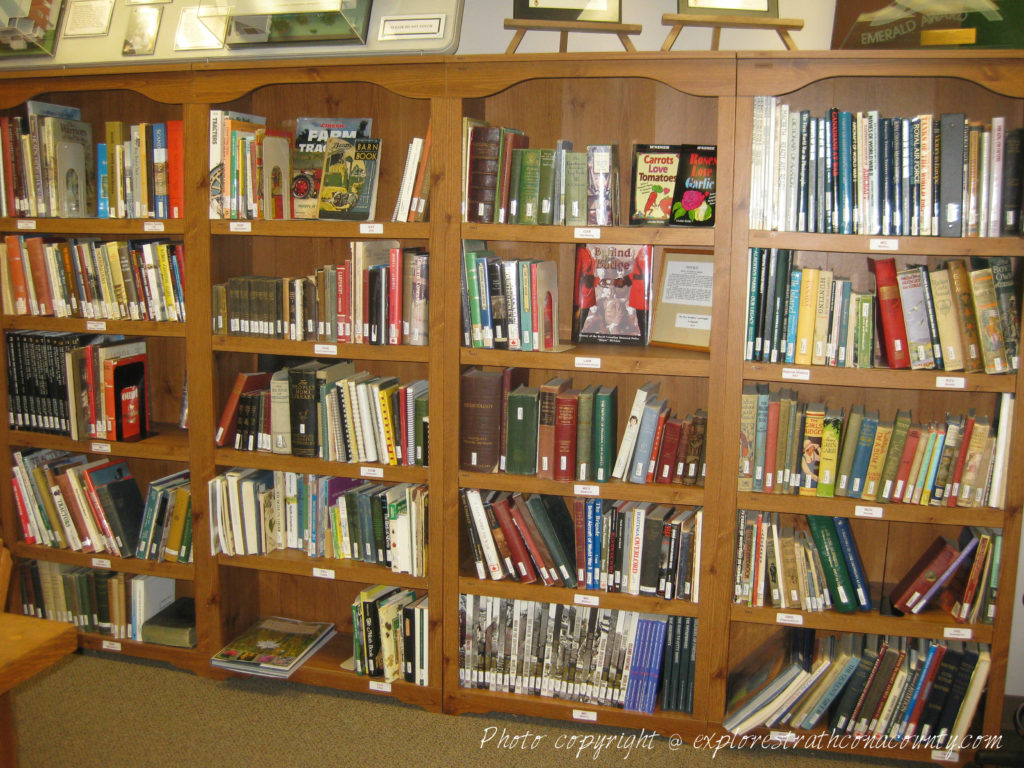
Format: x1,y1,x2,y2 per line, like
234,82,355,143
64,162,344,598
8,651,950,768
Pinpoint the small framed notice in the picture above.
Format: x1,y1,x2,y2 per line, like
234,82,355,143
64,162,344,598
63,0,115,37
649,249,713,350
123,5,163,56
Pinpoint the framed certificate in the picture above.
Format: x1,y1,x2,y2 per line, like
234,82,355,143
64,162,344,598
680,0,779,16
513,0,621,24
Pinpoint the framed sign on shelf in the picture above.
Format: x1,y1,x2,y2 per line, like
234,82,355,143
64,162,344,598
513,0,621,24
679,0,779,16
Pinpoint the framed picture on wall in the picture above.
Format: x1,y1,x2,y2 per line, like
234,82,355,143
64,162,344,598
513,0,621,24
679,0,779,16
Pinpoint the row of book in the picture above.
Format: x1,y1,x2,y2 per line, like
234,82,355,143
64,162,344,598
1,235,186,323
208,469,427,577
460,594,697,714
350,584,430,685
745,251,1020,374
391,124,432,223
215,364,429,467
7,333,152,441
1,101,185,219
749,97,1024,238
739,388,1014,511
12,448,192,563
18,560,194,646
212,242,428,345
725,629,990,750
463,121,620,227
209,111,383,222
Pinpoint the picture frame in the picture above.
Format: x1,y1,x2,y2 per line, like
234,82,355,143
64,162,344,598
679,0,779,16
649,249,714,351
513,0,621,24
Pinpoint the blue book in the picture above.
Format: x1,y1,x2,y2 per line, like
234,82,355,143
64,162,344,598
833,517,872,610
834,279,853,366
896,641,941,740
846,410,878,499
800,636,863,729
475,255,494,348
629,398,666,484
838,110,854,234
151,122,169,218
96,142,109,218
784,267,802,364
751,383,770,491
590,498,603,589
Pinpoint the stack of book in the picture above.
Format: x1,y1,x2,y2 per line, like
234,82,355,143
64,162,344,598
208,470,427,576
348,584,429,685
1,236,186,322
738,387,1014,511
211,616,336,678
462,487,702,602
212,241,428,345
725,629,991,750
748,97,1022,238
215,364,428,467
460,594,695,714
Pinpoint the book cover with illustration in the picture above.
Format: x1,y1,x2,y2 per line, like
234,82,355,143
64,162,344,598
571,243,653,346
670,144,716,227
290,117,372,218
629,144,682,225
317,137,381,221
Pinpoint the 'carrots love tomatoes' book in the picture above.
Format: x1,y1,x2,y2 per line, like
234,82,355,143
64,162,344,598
629,144,682,225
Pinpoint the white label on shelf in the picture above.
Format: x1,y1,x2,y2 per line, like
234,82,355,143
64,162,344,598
91,558,112,569
369,680,392,693
312,567,335,580
314,344,338,356
776,613,804,626
574,484,599,497
378,14,445,41
936,376,966,389
86,321,107,331
572,710,597,722
574,594,599,607
574,227,600,239
854,506,884,519
16,219,35,230
91,442,112,453
769,731,798,744
574,356,601,370
101,640,121,652
143,221,165,232
869,238,898,251
361,466,384,478
931,750,958,763
781,367,810,381
228,221,251,232
360,223,384,235
944,627,972,640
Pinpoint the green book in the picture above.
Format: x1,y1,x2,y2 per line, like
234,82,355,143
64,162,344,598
462,243,490,348
505,384,539,475
414,391,429,466
517,148,541,225
140,596,197,648
575,384,598,481
834,403,864,497
804,515,857,613
593,385,618,482
854,292,875,368
816,406,844,498
506,148,526,224
878,409,912,502
563,150,589,226
536,148,556,225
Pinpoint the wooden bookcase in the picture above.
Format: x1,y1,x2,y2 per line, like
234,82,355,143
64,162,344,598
0,49,1018,766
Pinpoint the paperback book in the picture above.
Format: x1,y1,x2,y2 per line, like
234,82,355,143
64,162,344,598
571,243,653,346
211,616,336,678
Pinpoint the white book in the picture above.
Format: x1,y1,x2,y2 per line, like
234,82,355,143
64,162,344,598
988,116,1005,237
611,381,659,480
392,136,422,222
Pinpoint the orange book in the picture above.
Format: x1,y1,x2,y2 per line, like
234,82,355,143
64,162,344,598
4,234,30,314
23,236,54,316
407,121,432,222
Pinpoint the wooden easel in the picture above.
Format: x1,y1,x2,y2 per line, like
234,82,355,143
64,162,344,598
660,12,803,51
504,18,642,54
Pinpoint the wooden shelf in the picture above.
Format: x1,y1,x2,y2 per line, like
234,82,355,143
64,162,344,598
742,361,1018,393
78,633,203,667
748,229,1024,257
213,335,430,363
210,219,431,239
7,423,190,462
462,344,712,378
0,217,185,236
213,448,429,483
13,542,194,578
217,550,426,589
462,222,715,248
457,471,705,506
2,315,187,337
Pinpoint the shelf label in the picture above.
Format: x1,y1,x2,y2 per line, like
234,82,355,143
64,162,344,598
572,709,597,722
769,731,798,744
16,219,35,230
574,227,600,239
369,680,392,693
360,223,384,235
574,356,601,370
361,466,384,478
776,613,804,626
143,221,165,232
101,640,122,652
314,344,338,356
91,558,112,569
781,367,810,381
931,750,958,763
869,238,898,251
312,567,335,580
854,506,883,519
574,594,599,607
91,442,112,453
86,320,107,331
574,484,599,497
936,376,966,389
943,627,972,640
228,221,251,232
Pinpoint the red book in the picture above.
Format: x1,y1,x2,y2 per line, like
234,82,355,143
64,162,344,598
336,260,351,343
0,116,16,215
509,491,557,586
10,476,35,543
761,392,781,492
103,352,148,440
166,119,184,219
553,389,579,482
388,247,402,345
52,468,97,553
904,643,948,741
672,414,695,483
890,536,959,614
490,493,537,584
869,257,911,369
890,423,922,503
536,376,570,480
645,406,670,482
214,371,273,446
946,412,975,507
654,416,683,484
23,236,53,316
4,234,29,314
407,120,432,223
496,130,529,224
956,532,991,622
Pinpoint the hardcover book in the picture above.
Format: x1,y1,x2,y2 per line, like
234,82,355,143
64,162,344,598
316,137,381,221
211,616,335,678
571,243,653,346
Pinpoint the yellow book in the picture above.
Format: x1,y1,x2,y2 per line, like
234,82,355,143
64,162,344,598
794,267,819,366
105,121,125,218
799,402,825,497
860,418,893,502
811,269,834,366
156,243,179,322
737,383,758,492
377,378,400,466
104,242,129,320
816,406,843,498
928,268,964,371
162,485,192,561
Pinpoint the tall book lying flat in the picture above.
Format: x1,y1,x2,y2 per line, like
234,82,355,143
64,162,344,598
210,616,335,678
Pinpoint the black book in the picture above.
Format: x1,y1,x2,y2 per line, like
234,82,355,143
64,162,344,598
95,476,146,558
486,256,509,350
939,113,966,237
638,505,670,596
918,645,963,742
367,263,387,345
288,360,326,457
1001,127,1022,235
935,644,979,747
362,586,400,677
829,636,881,733
540,494,577,580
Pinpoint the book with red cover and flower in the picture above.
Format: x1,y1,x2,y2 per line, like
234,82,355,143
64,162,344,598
670,144,717,227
